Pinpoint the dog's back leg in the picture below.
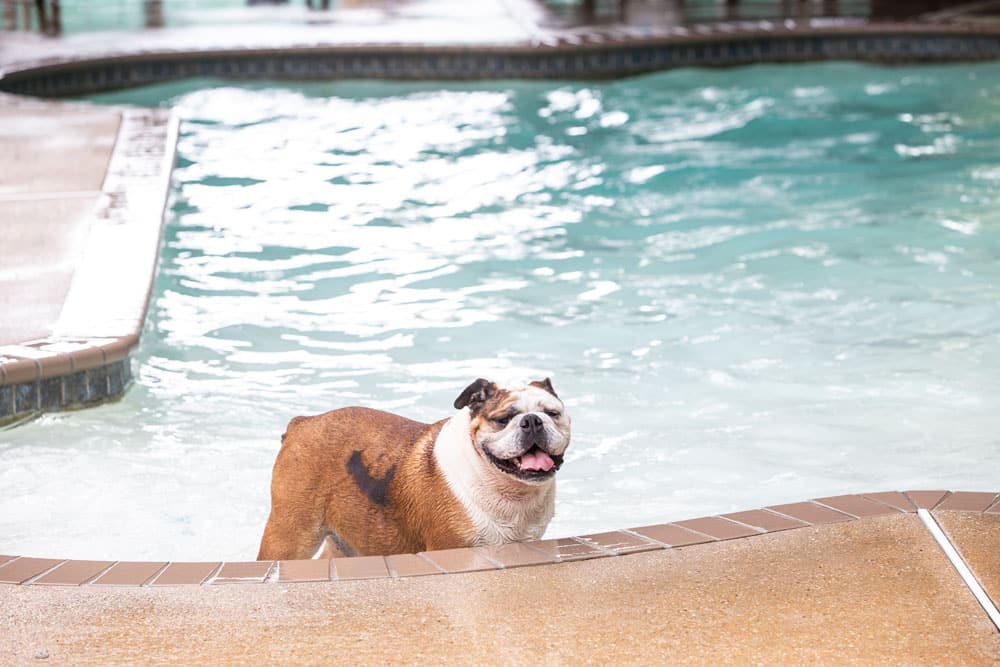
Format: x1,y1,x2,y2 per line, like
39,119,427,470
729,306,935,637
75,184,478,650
257,501,326,561
257,435,328,560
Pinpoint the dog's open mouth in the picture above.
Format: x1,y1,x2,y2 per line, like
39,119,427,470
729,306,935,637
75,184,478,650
484,445,564,481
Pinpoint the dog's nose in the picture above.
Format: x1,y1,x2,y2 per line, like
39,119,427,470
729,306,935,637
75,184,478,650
520,414,544,433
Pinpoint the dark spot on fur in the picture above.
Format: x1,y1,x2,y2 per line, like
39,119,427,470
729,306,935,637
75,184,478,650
347,450,396,507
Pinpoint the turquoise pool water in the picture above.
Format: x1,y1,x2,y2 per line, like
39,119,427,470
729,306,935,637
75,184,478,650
3,62,1000,560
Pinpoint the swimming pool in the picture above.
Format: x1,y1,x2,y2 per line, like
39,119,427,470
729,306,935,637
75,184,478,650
2,62,999,561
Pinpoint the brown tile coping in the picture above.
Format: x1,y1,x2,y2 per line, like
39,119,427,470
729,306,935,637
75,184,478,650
674,516,762,541
419,547,499,574
574,530,662,556
102,334,139,365
3,491,998,587
628,522,713,548
721,509,808,533
934,491,1000,513
91,562,168,586
331,556,389,581
814,494,902,519
862,491,916,513
523,537,606,562
385,554,442,578
0,557,66,584
278,559,332,583
1,358,40,385
33,560,115,586
905,490,950,509
213,561,275,584
476,542,556,568
148,562,221,586
767,501,854,525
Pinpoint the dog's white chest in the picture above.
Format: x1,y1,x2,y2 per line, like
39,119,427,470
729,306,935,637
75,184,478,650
433,412,556,545
464,485,554,546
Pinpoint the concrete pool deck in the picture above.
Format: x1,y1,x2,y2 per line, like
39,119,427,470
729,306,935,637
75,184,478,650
1,491,999,664
0,91,176,422
2,2,1000,663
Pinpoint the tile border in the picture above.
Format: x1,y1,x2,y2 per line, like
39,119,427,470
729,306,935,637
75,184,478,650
0,23,998,98
1,489,994,588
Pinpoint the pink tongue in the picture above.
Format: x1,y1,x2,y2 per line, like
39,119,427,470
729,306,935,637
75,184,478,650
518,449,554,472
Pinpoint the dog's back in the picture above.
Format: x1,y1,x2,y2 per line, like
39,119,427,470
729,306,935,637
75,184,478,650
257,407,468,559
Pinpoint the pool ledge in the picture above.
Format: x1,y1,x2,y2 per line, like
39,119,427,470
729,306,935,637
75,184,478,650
3,21,1000,97
2,490,999,663
0,94,178,424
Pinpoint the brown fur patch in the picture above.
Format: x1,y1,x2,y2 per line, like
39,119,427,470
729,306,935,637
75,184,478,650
257,407,476,560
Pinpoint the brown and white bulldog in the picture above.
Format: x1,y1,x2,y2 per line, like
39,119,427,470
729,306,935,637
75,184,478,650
257,377,571,560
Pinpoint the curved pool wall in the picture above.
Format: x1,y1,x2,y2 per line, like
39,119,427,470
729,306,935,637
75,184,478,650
3,23,1000,98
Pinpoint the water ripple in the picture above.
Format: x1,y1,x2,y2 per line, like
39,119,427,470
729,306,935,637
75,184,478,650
2,64,1000,559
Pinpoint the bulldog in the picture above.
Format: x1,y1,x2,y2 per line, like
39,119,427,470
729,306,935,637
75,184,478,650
257,377,571,560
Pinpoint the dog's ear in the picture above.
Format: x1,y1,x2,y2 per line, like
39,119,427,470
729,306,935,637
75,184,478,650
529,377,559,399
454,378,496,410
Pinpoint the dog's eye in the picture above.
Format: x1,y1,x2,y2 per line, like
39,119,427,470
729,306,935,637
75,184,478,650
545,410,561,419
493,415,512,427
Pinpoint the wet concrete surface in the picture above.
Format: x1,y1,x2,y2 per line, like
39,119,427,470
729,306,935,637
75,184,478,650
935,510,1000,615
0,98,120,346
2,515,998,665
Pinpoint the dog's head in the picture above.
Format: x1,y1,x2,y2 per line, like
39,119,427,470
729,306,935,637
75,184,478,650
453,377,570,484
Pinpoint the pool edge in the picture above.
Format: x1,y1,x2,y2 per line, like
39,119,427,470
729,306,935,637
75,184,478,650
3,22,1000,98
2,489,997,588
0,99,178,425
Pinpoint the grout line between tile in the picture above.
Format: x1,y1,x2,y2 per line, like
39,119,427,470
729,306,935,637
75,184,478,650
474,551,507,570
20,560,69,586
81,561,118,586
758,507,806,523
569,536,616,557
759,507,806,524
139,562,171,587
619,527,716,548
718,515,777,533
811,500,863,519
917,509,1000,631
619,528,659,545
413,552,446,574
863,493,915,513
927,491,952,510
200,563,225,586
